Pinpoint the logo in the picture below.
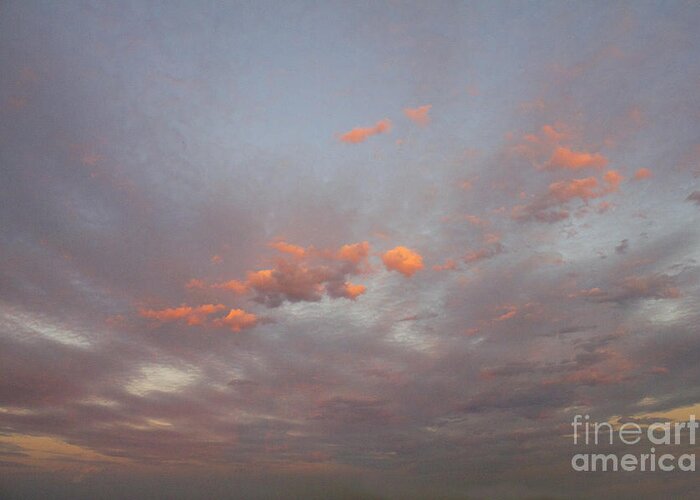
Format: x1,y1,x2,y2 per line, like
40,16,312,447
570,414,697,472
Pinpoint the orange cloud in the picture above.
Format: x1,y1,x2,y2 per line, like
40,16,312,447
462,232,504,264
247,263,328,306
212,279,248,294
214,308,258,332
483,233,500,245
465,327,481,336
510,123,569,162
139,304,226,326
336,241,370,264
185,278,206,290
270,240,307,258
382,246,424,277
464,244,504,264
80,153,102,166
463,214,487,227
620,275,680,300
513,170,623,223
403,104,432,126
546,146,608,170
561,368,626,386
541,124,567,143
8,96,27,109
433,259,458,271
571,274,680,303
339,119,391,143
548,170,622,202
494,306,517,322
548,176,600,202
340,282,366,300
188,241,373,308
633,167,652,180
603,170,624,193
246,269,276,290
596,201,614,213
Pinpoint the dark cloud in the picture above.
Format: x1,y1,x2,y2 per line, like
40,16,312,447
686,191,700,206
615,238,629,254
577,272,683,304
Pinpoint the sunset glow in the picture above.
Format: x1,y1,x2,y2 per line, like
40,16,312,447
1,2,700,499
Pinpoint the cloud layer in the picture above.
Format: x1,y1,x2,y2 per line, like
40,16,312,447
1,2,700,499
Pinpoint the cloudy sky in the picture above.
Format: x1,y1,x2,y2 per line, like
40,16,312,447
1,1,700,498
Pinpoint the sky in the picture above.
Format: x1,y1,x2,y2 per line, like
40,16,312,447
1,1,700,498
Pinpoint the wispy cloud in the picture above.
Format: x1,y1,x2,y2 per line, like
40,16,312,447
339,119,391,143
